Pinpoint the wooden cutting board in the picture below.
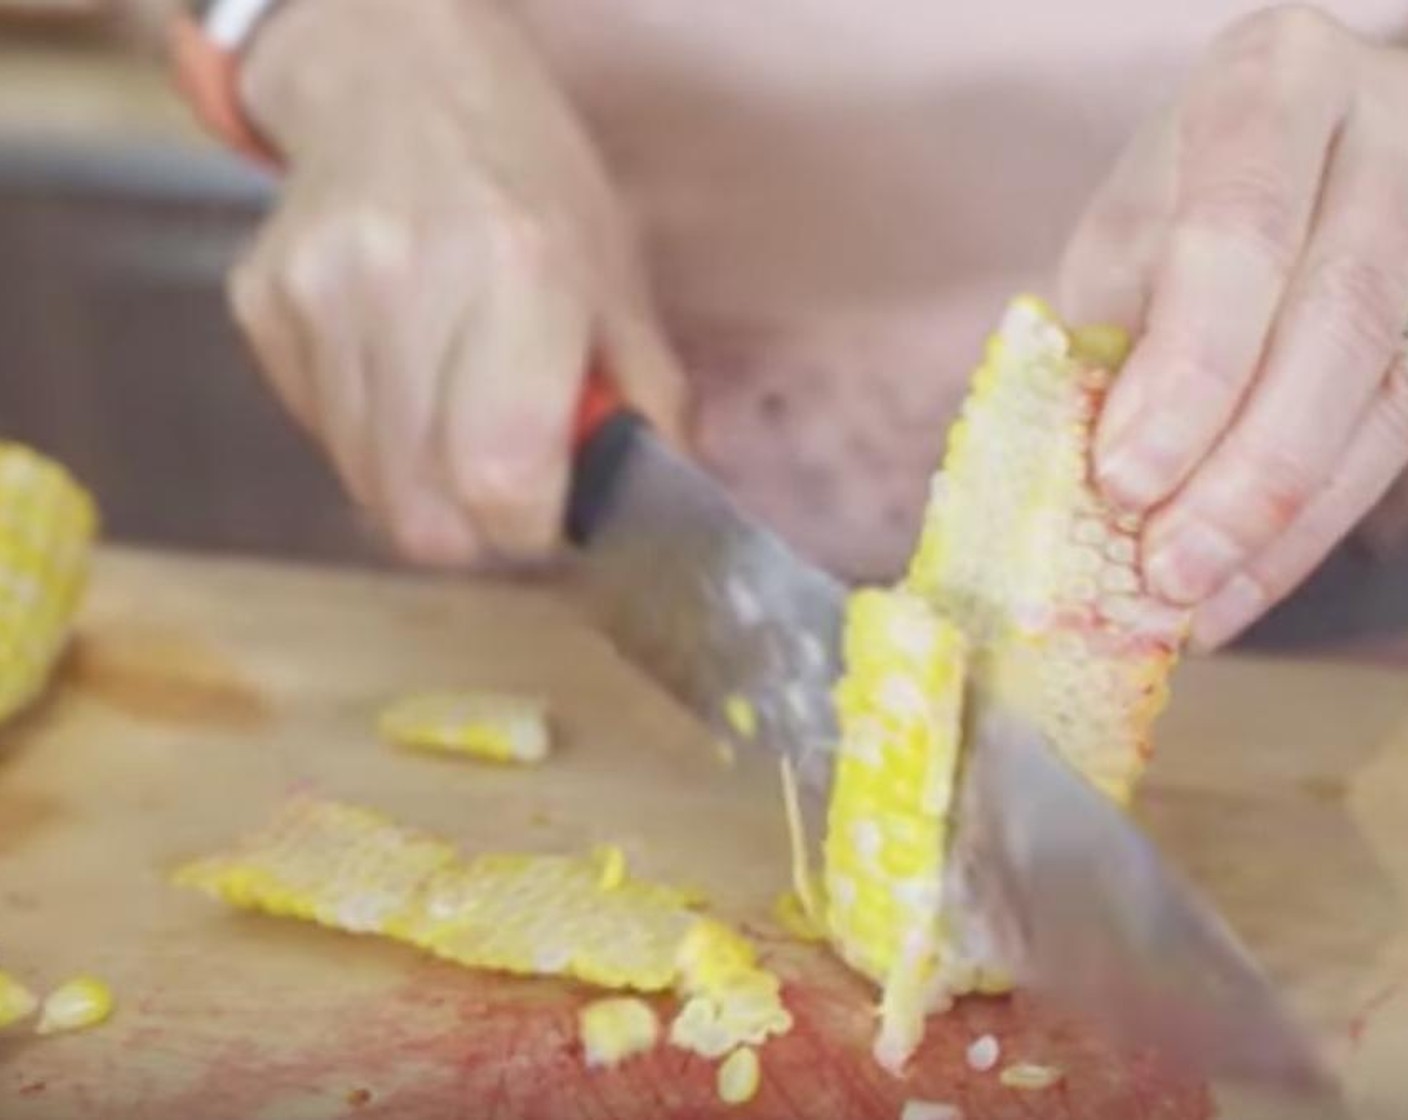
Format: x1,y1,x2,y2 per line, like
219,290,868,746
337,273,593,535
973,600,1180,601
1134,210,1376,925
1,547,1406,1120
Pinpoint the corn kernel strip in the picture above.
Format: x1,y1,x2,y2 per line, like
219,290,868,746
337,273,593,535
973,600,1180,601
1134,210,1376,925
0,442,97,723
176,798,791,1059
378,691,550,764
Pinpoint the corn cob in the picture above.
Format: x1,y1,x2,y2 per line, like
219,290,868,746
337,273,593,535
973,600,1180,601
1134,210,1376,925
176,797,791,1059
905,297,1186,802
378,691,551,764
821,296,1188,1071
0,442,97,722
823,588,967,1072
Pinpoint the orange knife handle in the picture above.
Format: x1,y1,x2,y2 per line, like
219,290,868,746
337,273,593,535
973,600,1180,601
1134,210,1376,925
572,367,627,452
565,368,644,546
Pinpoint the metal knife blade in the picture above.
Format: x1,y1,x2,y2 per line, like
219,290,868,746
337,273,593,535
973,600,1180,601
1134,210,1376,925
952,700,1342,1101
566,409,845,790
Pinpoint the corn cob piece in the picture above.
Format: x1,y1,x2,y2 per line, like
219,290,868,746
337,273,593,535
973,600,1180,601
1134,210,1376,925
378,691,551,764
0,969,38,1029
176,798,791,1060
0,442,97,722
823,589,967,1072
821,296,1189,1072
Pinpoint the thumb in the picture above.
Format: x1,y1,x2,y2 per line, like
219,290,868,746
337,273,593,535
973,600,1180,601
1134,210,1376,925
599,297,691,448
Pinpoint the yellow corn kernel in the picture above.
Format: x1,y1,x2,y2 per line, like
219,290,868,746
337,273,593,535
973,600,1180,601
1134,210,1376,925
0,443,97,723
771,890,827,942
579,996,660,1067
378,691,550,764
723,694,757,741
716,1047,761,1105
999,1062,1064,1091
36,975,112,1035
0,969,38,1029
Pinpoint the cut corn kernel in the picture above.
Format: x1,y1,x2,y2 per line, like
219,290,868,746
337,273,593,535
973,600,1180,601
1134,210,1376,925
965,1033,1000,1072
724,694,758,742
716,1046,761,1105
579,997,660,1067
378,691,550,763
0,443,97,723
999,1062,1064,1091
771,889,827,942
822,297,1188,1073
592,843,627,891
0,970,38,1029
176,798,791,1058
901,1102,962,1120
36,975,112,1035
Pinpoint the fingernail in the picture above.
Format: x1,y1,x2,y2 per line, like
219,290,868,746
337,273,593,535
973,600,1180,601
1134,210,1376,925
1190,574,1266,652
1145,520,1244,604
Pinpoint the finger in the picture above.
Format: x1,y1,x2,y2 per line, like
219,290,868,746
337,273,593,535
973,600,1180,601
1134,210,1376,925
281,229,377,508
228,254,318,431
600,291,690,446
1143,105,1408,604
438,237,591,558
363,255,482,566
1190,350,1408,650
1058,108,1176,333
1095,9,1353,512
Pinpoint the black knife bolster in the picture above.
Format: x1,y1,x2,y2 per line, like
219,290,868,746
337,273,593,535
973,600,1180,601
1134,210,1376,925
565,411,645,545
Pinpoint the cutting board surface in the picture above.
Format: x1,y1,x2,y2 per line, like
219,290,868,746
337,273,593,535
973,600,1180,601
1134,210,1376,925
1,548,1406,1120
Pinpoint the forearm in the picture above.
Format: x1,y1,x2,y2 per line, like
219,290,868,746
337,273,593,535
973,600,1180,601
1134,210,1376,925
240,0,561,158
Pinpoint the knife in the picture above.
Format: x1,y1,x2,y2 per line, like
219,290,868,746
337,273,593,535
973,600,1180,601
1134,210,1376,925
564,371,846,791
563,370,1339,1102
952,703,1344,1108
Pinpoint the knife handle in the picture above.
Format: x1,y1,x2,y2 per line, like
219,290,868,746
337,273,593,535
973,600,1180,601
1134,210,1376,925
565,368,644,546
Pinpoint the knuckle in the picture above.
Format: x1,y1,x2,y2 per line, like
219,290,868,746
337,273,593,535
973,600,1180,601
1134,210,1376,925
1301,253,1404,365
484,198,564,282
1177,164,1302,274
1232,439,1321,532
1216,5,1342,74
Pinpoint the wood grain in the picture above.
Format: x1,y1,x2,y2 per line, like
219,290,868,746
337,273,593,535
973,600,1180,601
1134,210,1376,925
1,547,1405,1118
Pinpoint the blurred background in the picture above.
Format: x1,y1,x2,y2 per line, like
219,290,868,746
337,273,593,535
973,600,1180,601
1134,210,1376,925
1,0,1406,651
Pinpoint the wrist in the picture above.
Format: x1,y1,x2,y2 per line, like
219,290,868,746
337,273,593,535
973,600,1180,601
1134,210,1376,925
239,0,511,157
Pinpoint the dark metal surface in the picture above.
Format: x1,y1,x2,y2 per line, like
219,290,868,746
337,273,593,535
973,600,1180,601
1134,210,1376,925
570,428,846,788
953,702,1342,1105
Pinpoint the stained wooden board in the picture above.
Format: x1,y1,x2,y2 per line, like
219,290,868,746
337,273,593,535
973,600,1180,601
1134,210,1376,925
0,548,1405,1119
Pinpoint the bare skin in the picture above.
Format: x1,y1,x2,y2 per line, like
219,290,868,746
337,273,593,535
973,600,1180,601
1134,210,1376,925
194,0,1408,646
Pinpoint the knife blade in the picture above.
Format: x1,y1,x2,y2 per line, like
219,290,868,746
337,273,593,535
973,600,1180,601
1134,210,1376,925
564,372,846,791
565,372,1343,1107
952,700,1343,1104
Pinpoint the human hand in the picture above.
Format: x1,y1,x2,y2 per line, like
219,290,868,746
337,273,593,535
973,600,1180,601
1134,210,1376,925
1059,6,1408,649
227,0,684,565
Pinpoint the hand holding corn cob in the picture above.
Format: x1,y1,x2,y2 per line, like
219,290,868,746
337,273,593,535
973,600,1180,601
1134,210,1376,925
1059,6,1408,649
